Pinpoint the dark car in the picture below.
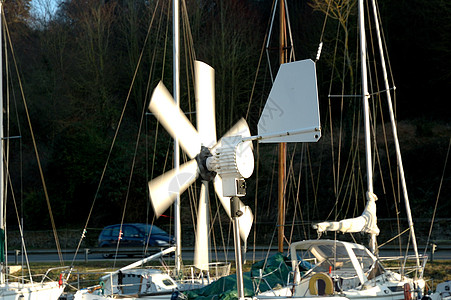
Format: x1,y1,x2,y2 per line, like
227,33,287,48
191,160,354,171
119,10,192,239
98,223,174,258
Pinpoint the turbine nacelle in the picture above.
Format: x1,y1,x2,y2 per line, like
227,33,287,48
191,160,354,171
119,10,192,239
206,136,254,197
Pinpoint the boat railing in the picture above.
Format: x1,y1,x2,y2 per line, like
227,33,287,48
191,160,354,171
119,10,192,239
67,262,231,294
175,261,231,283
141,261,231,284
68,269,142,295
67,269,138,296
251,267,286,295
67,269,112,291
379,254,428,277
5,265,69,285
42,266,71,284
6,273,37,285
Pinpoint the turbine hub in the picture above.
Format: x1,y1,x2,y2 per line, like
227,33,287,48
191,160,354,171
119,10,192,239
195,146,216,181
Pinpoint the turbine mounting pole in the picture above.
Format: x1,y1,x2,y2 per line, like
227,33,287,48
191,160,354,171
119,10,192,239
231,197,245,299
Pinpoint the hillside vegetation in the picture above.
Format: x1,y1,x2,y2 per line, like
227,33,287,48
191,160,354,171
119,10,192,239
1,0,449,237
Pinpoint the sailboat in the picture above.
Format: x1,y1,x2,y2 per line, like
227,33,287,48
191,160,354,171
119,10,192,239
253,0,429,299
168,0,436,299
0,2,67,299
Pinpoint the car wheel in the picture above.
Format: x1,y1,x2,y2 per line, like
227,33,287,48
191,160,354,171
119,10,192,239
101,245,113,258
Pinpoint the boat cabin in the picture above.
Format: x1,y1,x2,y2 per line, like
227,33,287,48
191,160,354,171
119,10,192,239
290,240,386,296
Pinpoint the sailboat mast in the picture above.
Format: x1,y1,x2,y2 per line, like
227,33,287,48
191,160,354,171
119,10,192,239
369,0,420,271
173,0,182,275
277,0,287,254
358,0,377,252
0,1,5,285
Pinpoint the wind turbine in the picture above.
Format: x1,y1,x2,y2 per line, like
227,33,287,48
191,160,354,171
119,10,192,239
147,60,254,271
149,58,322,298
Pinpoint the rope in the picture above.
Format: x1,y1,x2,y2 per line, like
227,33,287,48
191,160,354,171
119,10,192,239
160,2,171,80
422,138,451,257
373,0,396,92
252,143,260,263
181,0,197,64
5,155,34,282
70,0,162,267
377,228,410,249
114,0,176,266
286,145,298,247
8,25,27,281
3,10,64,265
114,51,158,267
245,0,274,121
264,147,278,218
289,146,304,243
365,0,405,255
315,0,332,62
213,191,228,264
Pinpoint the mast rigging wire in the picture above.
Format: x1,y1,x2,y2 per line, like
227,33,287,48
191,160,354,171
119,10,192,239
70,0,164,266
2,11,64,265
422,138,451,257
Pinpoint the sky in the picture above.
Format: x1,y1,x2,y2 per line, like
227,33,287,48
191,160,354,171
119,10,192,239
30,0,58,21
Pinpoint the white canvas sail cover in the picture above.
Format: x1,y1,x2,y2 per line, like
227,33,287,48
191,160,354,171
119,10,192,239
313,191,380,235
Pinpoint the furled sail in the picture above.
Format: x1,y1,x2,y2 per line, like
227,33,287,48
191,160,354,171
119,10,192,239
313,192,380,235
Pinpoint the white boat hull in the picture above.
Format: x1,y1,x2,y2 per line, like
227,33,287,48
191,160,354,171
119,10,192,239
73,267,210,300
74,289,173,300
0,281,64,300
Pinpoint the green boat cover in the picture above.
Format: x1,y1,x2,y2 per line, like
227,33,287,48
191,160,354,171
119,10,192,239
182,252,292,300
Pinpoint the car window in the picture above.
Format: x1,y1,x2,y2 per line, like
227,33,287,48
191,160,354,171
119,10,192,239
151,226,167,235
111,226,121,240
101,227,112,238
102,226,120,238
143,225,167,235
124,225,142,238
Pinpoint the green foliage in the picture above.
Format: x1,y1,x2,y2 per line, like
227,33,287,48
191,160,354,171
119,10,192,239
46,125,110,227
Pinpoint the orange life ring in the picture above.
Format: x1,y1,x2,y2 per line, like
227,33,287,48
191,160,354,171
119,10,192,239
309,273,334,296
88,285,102,293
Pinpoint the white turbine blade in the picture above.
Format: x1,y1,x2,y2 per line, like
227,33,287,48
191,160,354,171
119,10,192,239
195,61,217,147
194,182,210,271
213,176,253,241
148,159,198,217
211,118,251,153
149,82,201,159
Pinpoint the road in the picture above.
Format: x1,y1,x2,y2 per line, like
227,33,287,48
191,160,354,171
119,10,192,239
6,246,451,264
6,247,275,263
